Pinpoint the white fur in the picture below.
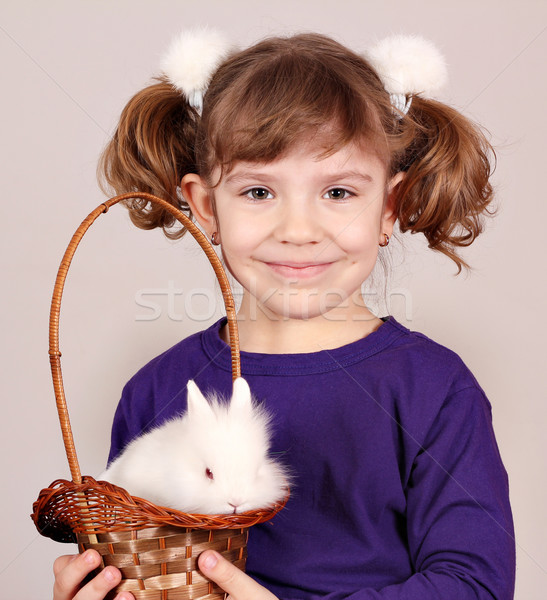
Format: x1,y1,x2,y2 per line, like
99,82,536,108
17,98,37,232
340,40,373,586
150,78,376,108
366,35,448,97
160,27,232,96
100,377,289,515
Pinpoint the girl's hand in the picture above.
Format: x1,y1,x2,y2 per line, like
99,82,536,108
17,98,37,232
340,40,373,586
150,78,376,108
198,551,278,600
53,549,272,600
53,550,134,600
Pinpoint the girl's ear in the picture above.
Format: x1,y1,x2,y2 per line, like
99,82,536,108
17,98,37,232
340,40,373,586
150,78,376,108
381,172,405,236
180,173,217,236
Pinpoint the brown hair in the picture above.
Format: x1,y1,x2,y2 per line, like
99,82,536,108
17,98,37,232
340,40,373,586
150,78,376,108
98,32,494,270
98,81,198,238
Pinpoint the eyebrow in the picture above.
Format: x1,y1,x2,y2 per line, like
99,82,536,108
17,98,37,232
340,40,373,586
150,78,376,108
223,170,374,186
223,172,274,186
323,170,374,185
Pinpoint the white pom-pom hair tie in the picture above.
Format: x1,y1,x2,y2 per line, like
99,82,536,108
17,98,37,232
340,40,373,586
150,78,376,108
160,28,234,113
366,35,448,117
160,30,447,119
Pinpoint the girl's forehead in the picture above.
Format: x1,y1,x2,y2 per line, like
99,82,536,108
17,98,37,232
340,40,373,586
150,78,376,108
203,104,392,182
215,139,387,186
229,138,385,172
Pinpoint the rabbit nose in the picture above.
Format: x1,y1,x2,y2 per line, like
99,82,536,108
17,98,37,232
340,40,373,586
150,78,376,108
228,500,243,514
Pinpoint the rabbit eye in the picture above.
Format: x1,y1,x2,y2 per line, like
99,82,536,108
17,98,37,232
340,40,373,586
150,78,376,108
205,468,214,480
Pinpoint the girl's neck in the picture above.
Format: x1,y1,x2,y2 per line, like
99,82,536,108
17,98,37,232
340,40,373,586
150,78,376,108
222,294,384,354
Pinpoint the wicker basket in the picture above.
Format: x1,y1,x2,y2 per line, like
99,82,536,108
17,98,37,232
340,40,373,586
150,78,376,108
31,193,288,600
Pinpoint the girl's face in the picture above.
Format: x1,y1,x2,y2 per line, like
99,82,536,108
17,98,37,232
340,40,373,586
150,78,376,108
183,139,400,323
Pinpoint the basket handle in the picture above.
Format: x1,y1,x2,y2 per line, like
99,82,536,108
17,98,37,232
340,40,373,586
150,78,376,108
49,193,241,485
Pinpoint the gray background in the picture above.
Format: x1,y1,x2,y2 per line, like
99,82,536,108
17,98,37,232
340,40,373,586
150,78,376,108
1,1,545,597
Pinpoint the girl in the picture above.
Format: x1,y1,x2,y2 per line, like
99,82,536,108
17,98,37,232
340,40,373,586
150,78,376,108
52,31,515,600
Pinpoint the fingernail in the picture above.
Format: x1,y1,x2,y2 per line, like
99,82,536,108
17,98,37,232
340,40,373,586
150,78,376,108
103,567,117,582
83,550,96,565
201,550,219,570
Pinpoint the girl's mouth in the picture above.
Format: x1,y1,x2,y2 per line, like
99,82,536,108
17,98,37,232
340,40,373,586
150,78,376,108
265,261,333,279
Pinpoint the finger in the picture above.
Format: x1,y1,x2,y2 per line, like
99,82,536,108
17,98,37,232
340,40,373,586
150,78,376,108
198,551,277,600
53,550,101,599
53,550,127,600
77,565,123,599
53,553,79,578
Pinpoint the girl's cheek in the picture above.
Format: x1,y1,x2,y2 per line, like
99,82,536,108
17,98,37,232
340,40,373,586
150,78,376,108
218,212,254,241
219,237,258,271
335,224,379,253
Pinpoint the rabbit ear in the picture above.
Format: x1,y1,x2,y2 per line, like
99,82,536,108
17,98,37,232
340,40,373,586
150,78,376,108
186,380,213,418
230,377,253,413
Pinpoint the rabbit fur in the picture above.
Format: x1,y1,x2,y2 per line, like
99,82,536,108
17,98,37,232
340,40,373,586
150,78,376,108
100,377,289,515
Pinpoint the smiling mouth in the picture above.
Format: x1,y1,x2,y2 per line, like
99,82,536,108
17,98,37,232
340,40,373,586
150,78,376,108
265,262,334,279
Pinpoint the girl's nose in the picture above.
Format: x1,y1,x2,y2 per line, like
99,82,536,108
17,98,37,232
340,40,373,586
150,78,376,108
274,198,322,245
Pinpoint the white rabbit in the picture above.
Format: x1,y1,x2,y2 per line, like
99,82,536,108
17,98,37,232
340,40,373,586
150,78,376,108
100,377,289,515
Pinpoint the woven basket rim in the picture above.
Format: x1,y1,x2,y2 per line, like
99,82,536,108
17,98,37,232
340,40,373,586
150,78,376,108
32,476,289,543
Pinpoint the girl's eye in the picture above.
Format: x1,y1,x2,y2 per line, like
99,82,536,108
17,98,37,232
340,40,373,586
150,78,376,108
245,187,273,200
205,468,214,480
324,188,351,200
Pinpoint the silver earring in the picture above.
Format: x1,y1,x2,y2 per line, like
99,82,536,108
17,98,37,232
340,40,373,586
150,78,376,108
379,233,390,247
211,231,220,246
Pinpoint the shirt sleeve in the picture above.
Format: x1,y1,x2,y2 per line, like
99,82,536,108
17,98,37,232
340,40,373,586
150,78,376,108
312,386,515,600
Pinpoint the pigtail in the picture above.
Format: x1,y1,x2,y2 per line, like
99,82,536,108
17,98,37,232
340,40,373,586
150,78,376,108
98,78,198,239
394,96,496,272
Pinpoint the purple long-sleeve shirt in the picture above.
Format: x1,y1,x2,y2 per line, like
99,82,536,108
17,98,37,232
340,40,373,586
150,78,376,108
108,317,515,599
